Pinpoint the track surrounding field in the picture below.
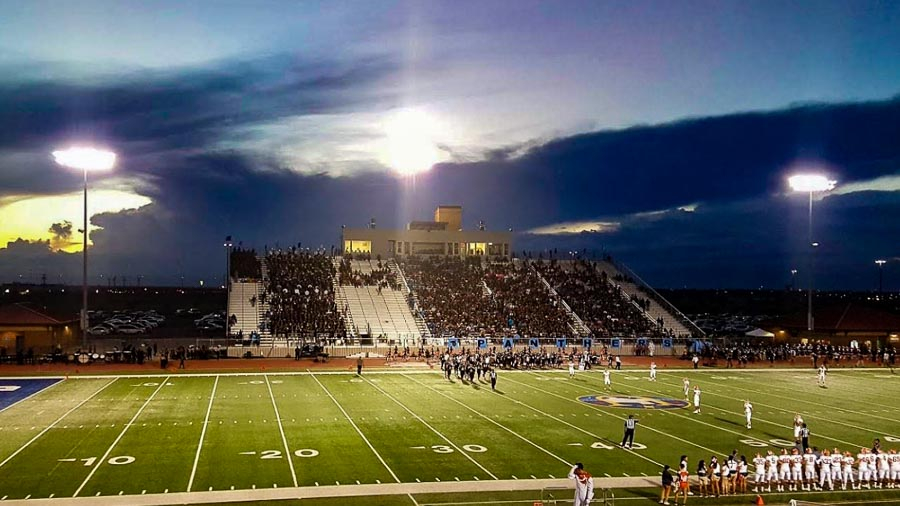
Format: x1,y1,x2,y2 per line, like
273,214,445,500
0,368,898,505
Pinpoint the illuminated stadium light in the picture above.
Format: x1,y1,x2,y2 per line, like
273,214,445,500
787,174,836,193
788,173,837,332
52,147,117,172
53,146,117,349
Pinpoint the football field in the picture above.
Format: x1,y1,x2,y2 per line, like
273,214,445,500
0,367,898,505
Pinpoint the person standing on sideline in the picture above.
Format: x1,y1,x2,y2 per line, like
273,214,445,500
622,414,638,448
692,385,702,414
649,361,657,381
490,368,497,391
569,359,576,379
692,354,700,369
603,368,612,390
744,400,753,429
357,355,363,375
568,462,594,506
817,364,827,387
800,423,811,452
660,464,674,505
615,355,622,370
676,463,690,505
793,414,805,445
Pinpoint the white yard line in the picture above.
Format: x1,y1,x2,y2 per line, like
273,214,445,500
707,374,900,429
481,378,666,469
309,371,401,483
361,377,499,480
620,376,865,449
646,376,870,447
0,378,117,470
187,375,219,492
264,374,298,488
73,377,171,497
508,374,721,456
402,374,571,467
0,378,65,414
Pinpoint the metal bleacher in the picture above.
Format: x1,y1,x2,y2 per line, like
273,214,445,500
334,259,422,345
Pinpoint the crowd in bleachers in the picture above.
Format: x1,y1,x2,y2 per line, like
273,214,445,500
230,247,261,279
401,256,506,337
337,257,400,290
262,250,345,337
533,259,662,338
483,258,573,337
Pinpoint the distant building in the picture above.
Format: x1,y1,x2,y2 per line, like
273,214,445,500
342,205,512,257
762,302,900,348
0,303,78,354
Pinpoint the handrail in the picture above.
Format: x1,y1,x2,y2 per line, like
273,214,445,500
605,257,705,337
527,260,592,337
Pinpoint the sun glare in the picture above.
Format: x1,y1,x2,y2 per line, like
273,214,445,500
383,109,442,176
0,190,151,252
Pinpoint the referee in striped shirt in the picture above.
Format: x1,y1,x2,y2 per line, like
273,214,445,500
622,414,638,448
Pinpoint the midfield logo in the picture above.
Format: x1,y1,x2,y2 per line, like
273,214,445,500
578,395,688,409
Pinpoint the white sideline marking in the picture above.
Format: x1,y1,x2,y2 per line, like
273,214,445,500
362,376,498,480
265,375,297,488
0,379,115,471
73,377,171,497
405,374,571,467
187,375,219,492
309,372,401,484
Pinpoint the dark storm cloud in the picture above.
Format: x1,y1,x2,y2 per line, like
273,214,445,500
0,54,397,198
420,95,900,228
2,84,899,288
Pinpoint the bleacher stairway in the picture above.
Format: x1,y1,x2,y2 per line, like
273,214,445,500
228,281,263,337
333,259,422,344
593,260,695,337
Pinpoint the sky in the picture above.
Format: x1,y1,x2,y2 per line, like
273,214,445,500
1,0,899,290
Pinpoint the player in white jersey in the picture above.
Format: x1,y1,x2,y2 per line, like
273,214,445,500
817,364,827,387
858,447,871,488
752,452,766,492
764,450,779,492
568,360,576,379
802,447,817,491
793,414,804,444
842,451,857,490
683,378,690,400
889,449,900,488
649,361,657,381
777,448,791,491
692,385,702,414
877,449,890,488
818,449,834,490
744,400,753,429
830,448,842,486
790,448,803,491
866,448,878,488
603,368,611,390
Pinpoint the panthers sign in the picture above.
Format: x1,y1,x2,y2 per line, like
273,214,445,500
578,395,688,410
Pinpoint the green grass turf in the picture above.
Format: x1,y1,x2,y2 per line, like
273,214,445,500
0,368,898,504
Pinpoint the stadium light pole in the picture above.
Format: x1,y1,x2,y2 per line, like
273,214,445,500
52,147,116,349
224,236,233,339
788,174,836,333
875,259,886,293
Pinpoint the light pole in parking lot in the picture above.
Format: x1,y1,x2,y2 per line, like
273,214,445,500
224,236,233,339
53,147,116,349
788,174,836,333
875,259,886,293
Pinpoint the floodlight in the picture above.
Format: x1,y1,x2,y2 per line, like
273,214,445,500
52,147,116,172
788,174,836,193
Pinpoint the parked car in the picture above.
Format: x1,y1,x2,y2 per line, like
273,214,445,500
113,324,147,335
87,325,111,336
